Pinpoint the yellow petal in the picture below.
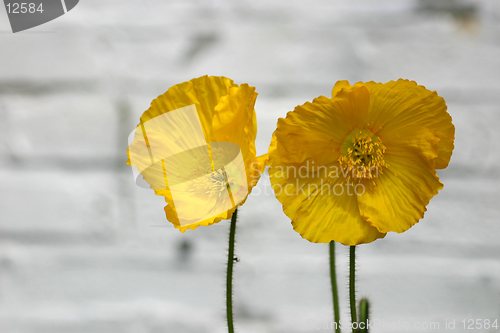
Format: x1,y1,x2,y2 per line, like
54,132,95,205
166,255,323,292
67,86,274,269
270,91,369,167
249,153,269,188
357,145,443,233
269,165,385,245
211,83,260,191
140,75,235,140
359,79,455,169
331,80,351,97
165,200,236,232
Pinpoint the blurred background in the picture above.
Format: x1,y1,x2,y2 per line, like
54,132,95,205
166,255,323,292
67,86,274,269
1,0,499,332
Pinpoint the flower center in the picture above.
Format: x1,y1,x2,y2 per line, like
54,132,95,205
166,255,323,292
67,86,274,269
338,129,387,180
209,168,231,193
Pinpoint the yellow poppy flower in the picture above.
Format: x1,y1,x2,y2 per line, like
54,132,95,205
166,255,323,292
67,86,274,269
127,75,265,231
268,79,455,245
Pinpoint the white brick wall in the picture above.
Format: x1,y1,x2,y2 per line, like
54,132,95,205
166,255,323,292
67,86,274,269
0,95,118,161
1,0,500,332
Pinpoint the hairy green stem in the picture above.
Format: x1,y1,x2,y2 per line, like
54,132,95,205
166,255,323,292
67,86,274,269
329,242,341,333
349,246,357,333
226,209,238,333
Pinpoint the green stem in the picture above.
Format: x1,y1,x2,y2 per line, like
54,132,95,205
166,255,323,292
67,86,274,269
329,242,341,333
226,209,238,333
349,246,357,333
358,298,369,333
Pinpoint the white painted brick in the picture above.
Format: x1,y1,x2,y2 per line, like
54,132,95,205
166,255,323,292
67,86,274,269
81,0,500,97
0,29,99,84
1,0,499,96
0,101,10,167
0,94,118,161
450,104,500,174
1,235,498,333
0,169,119,237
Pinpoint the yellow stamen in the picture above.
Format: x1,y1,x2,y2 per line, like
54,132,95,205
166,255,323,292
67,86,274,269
338,129,387,180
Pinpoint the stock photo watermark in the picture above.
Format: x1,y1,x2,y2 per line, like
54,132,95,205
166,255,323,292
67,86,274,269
3,0,79,32
250,160,383,198
310,318,499,332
